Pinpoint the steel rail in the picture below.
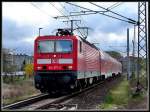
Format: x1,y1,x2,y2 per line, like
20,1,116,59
2,93,49,110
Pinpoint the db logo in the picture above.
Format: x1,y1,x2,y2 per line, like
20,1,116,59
52,59,58,63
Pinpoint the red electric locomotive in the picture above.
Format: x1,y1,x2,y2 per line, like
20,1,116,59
34,29,122,93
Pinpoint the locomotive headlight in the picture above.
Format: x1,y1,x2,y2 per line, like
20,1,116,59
68,66,72,69
37,66,42,70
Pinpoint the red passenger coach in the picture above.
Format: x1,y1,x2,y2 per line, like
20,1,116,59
34,29,122,93
100,50,122,79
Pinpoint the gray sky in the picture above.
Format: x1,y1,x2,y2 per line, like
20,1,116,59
2,2,139,56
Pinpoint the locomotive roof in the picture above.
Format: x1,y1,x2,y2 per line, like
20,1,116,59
99,48,121,65
76,35,99,50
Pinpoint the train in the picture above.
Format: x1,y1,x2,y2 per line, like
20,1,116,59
34,29,122,94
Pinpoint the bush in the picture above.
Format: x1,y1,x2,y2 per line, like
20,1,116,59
24,64,34,78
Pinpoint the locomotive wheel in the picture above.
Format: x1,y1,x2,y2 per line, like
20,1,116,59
112,73,115,77
102,75,105,80
78,80,83,91
70,84,76,90
84,78,88,87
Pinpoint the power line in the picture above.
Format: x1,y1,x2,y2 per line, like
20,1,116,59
50,2,85,38
59,2,70,15
70,3,89,36
64,3,88,38
50,3,67,17
107,2,120,9
56,2,137,24
107,2,123,10
61,2,88,37
89,2,137,24
30,3,55,19
49,3,73,29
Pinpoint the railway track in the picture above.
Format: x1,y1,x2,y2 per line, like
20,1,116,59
2,93,49,110
2,76,121,110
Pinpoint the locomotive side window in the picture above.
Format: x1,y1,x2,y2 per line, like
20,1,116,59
79,41,82,53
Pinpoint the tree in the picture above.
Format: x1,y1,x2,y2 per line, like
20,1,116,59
21,60,26,71
105,51,123,60
24,64,34,78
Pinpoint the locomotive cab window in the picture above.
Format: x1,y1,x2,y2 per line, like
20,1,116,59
56,40,72,53
38,41,54,53
37,40,72,53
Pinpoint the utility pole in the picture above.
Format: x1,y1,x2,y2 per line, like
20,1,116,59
132,25,136,77
39,28,43,36
133,25,136,58
63,20,81,34
1,48,3,73
127,28,130,80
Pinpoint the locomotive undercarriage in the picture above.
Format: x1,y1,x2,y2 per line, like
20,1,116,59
34,70,121,94
34,70,77,94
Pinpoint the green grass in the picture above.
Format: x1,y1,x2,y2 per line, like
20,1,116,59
99,73,147,110
99,78,131,109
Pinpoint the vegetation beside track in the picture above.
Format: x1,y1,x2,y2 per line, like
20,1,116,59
2,77,40,106
99,75,147,110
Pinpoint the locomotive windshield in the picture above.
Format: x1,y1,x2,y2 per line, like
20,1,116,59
38,41,54,53
38,40,72,53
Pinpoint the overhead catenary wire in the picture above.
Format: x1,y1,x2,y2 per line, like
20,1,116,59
57,2,137,24
71,4,89,37
106,2,123,10
50,3,67,17
63,2,89,37
50,2,71,28
59,2,86,37
69,3,89,36
50,2,85,38
109,2,123,10
89,2,136,23
30,3,55,19
106,2,120,9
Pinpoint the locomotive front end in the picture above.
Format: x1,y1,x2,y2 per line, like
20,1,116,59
34,35,77,93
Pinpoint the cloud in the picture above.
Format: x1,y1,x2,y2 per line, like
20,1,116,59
2,18,34,40
2,18,35,54
2,2,55,27
2,2,139,56
2,18,64,55
88,29,127,44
